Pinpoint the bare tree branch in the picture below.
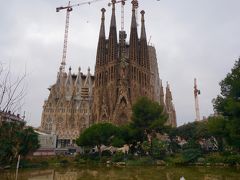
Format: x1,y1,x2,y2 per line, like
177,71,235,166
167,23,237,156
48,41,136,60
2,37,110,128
0,63,26,114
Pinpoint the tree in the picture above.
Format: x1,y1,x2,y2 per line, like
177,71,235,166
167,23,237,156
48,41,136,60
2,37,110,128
76,123,120,157
174,122,197,141
0,63,26,113
207,116,227,151
195,121,210,140
213,58,240,150
175,121,210,141
0,121,39,165
130,97,168,155
131,97,167,137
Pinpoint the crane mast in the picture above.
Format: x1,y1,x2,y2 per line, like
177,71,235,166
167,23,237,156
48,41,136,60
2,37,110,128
57,0,104,72
194,78,201,121
60,2,72,73
121,0,125,31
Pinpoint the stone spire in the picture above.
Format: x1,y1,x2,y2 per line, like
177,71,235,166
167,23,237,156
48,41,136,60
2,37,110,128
139,10,149,68
110,0,116,28
140,10,147,40
99,8,106,38
165,82,177,127
55,67,64,98
108,0,118,63
75,67,82,100
129,0,139,63
56,67,62,86
84,67,93,97
96,8,106,66
165,82,172,109
65,67,73,101
160,79,165,107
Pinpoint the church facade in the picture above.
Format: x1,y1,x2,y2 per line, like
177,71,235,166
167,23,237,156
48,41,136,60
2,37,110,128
40,0,176,147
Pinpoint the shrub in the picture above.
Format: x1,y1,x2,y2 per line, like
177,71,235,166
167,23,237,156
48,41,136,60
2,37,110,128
197,157,205,163
151,139,167,159
40,161,49,167
224,154,240,165
165,154,185,165
205,152,225,163
127,156,154,166
59,159,69,164
126,153,134,160
141,141,150,155
102,150,112,157
182,148,202,163
112,152,125,162
88,152,100,161
100,156,109,163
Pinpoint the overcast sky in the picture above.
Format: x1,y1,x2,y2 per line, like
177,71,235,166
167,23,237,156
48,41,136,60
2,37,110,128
1,0,239,127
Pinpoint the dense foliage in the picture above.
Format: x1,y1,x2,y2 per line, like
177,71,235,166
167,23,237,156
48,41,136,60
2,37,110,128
213,58,240,150
0,121,39,165
76,123,120,157
130,97,168,156
76,97,169,159
131,97,168,136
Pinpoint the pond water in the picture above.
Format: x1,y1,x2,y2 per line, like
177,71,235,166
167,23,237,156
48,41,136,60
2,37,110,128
1,166,240,180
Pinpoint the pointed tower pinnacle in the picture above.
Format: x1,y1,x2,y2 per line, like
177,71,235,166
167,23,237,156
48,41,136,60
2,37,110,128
110,0,116,28
165,82,171,112
165,82,177,127
139,10,149,68
65,67,73,86
96,8,106,66
108,0,118,63
56,67,62,86
166,82,172,98
65,67,73,101
131,0,137,29
140,10,147,40
129,0,139,63
75,67,82,86
75,67,82,99
100,8,106,38
160,79,165,107
85,67,93,97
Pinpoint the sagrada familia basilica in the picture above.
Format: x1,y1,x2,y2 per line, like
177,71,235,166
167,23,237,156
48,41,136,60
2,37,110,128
40,0,176,147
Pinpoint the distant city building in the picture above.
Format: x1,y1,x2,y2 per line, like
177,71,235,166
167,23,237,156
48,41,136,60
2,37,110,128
33,131,57,156
0,110,24,125
40,1,177,147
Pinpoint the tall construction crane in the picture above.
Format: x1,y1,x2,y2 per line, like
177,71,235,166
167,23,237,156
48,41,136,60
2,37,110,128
56,0,104,72
108,0,139,30
194,78,201,121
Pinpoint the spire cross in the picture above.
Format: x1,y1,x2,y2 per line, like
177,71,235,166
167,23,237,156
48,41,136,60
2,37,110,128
131,0,138,11
101,8,106,21
131,0,139,26
140,10,145,22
